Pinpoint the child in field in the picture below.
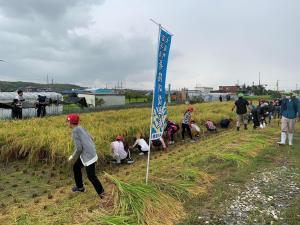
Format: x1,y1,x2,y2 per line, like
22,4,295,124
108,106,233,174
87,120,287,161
191,120,201,137
220,118,232,129
182,105,195,142
67,114,105,198
205,119,217,132
131,134,150,155
111,136,134,164
151,137,167,150
164,118,179,144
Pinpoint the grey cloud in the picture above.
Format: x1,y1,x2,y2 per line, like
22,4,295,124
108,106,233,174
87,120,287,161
0,0,102,20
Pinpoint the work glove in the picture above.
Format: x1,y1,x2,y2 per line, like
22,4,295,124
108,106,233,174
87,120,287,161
68,155,73,161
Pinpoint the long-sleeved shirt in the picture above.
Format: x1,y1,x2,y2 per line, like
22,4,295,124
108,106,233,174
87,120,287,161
71,126,98,166
111,141,128,160
281,97,300,119
182,111,191,125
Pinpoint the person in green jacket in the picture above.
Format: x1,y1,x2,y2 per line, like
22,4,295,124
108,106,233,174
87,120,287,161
277,92,300,146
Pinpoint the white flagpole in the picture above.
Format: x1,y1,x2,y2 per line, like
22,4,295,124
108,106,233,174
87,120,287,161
145,21,162,185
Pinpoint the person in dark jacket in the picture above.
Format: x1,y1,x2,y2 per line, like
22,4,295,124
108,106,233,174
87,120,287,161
277,93,300,146
219,95,223,102
36,95,47,117
232,93,250,131
250,104,260,129
220,118,232,128
257,100,269,128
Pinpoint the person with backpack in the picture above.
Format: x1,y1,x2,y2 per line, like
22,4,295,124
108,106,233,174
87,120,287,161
277,92,300,146
164,117,180,144
66,114,105,198
182,105,195,142
232,93,250,131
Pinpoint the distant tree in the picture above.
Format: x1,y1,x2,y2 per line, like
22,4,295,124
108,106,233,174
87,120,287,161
95,98,105,107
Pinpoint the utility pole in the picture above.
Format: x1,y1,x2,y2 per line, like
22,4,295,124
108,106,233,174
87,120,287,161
276,80,279,92
259,72,261,86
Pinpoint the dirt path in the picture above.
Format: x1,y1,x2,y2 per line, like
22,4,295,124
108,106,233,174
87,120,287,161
182,126,300,225
198,166,300,224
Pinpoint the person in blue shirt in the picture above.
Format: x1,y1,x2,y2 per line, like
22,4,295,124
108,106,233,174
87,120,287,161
277,92,300,146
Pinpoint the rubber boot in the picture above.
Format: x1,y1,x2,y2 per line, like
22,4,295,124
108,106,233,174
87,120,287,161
288,133,293,146
237,126,240,131
244,124,248,130
277,132,286,145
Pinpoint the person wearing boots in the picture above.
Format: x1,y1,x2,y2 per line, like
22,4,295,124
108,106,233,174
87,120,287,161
232,93,250,131
277,92,300,146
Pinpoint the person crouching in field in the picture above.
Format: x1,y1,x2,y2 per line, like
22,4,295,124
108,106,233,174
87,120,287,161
191,120,201,137
277,92,300,146
131,134,150,155
67,114,105,198
220,118,232,129
205,119,217,132
111,136,134,164
152,137,167,150
182,105,195,142
165,117,180,144
232,93,250,131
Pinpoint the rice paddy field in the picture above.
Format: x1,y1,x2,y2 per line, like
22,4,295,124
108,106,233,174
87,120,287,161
0,101,299,225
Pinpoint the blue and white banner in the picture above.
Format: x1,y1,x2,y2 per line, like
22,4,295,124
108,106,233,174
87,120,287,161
150,28,172,140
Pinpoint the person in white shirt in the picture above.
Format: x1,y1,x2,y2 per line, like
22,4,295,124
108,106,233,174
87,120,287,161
111,136,133,164
191,120,201,137
12,89,25,119
131,134,150,155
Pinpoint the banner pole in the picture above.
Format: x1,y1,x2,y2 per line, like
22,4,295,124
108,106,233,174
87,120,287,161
145,23,162,185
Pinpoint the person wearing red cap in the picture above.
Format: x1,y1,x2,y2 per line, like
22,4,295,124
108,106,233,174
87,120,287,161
67,114,105,198
110,135,134,164
181,105,195,142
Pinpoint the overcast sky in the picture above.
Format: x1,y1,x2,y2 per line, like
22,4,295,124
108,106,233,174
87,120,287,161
0,0,299,90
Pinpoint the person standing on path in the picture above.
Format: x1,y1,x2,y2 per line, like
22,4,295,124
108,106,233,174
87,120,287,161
182,105,195,142
67,114,105,198
277,93,300,146
232,93,250,131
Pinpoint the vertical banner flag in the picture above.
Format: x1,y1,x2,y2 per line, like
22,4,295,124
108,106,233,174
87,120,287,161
150,28,172,140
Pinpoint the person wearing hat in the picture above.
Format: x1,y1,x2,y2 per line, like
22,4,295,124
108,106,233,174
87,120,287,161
67,114,105,198
110,135,134,164
232,93,250,131
277,92,300,146
181,105,195,142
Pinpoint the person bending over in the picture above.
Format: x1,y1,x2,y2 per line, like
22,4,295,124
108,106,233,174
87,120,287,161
111,136,134,164
132,134,150,155
67,114,105,198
